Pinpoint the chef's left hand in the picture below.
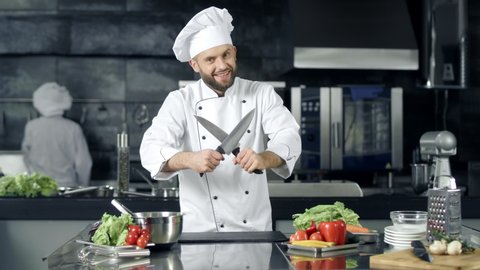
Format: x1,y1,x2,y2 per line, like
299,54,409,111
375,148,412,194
234,148,266,173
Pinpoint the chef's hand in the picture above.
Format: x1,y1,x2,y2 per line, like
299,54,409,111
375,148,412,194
192,149,224,173
234,149,285,173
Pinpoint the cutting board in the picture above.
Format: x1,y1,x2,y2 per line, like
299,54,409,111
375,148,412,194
370,248,480,270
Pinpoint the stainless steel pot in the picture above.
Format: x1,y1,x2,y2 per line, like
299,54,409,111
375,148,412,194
110,199,183,245
133,212,183,245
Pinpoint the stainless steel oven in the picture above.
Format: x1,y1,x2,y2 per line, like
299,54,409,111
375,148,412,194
291,85,403,172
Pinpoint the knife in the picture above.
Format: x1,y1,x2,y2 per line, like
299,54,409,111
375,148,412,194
195,109,263,175
411,240,433,263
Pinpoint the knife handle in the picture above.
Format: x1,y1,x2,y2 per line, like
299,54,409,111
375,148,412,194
232,147,263,174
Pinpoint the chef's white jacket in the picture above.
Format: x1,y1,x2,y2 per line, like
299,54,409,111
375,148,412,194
22,115,92,187
140,78,301,232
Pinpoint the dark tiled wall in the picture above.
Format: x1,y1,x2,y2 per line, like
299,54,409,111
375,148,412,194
0,0,291,181
1,0,480,183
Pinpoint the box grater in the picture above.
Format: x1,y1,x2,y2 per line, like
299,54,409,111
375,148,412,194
426,188,462,242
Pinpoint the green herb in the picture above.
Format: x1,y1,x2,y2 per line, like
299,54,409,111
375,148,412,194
292,201,361,230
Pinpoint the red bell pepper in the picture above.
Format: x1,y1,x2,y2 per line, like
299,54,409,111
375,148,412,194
305,220,317,236
318,219,347,245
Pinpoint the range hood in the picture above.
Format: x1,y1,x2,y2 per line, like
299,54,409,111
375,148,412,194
289,0,419,70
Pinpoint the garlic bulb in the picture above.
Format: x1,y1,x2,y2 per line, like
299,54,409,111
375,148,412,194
447,240,462,255
429,240,447,255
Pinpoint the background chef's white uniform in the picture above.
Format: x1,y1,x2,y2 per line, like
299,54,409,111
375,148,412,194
140,78,301,232
22,82,92,187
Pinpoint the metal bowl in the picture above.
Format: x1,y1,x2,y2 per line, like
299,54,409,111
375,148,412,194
133,212,183,245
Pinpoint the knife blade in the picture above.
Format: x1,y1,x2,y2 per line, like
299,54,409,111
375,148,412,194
195,109,262,175
411,240,433,263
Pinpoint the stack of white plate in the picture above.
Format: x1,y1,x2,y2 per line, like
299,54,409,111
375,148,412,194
384,225,427,249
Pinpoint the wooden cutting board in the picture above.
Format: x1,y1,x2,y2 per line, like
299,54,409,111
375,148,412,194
370,248,480,270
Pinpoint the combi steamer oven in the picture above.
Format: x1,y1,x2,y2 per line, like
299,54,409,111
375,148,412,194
291,85,403,173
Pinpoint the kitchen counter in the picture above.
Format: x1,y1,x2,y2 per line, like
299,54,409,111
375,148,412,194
2,195,480,222
47,225,480,269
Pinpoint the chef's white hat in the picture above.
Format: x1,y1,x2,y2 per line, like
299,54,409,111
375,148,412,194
33,82,72,117
173,6,234,62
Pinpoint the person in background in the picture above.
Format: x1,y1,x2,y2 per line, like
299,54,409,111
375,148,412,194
140,7,301,232
22,82,92,187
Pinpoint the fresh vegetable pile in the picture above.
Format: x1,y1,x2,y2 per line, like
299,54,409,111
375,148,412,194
292,201,362,230
91,213,151,248
290,201,369,247
0,172,58,197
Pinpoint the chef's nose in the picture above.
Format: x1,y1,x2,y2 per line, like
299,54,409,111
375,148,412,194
214,57,228,69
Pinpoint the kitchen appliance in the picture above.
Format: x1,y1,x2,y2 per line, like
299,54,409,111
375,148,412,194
420,0,468,89
289,0,418,70
418,131,462,242
291,85,403,173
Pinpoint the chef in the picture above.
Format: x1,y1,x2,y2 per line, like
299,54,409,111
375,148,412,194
140,6,301,232
22,82,92,187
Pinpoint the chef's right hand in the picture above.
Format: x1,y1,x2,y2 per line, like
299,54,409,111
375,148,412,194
191,149,224,173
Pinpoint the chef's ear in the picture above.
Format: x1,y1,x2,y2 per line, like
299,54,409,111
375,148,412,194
188,59,200,73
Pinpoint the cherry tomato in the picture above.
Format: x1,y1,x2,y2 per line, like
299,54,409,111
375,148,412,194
309,231,323,241
125,231,139,245
293,230,308,241
140,228,150,236
294,261,309,270
128,224,141,236
137,236,148,248
142,233,151,242
310,259,324,270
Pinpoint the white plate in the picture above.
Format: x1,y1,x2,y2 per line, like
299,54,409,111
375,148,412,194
384,238,413,248
384,232,426,241
384,225,426,236
383,235,423,245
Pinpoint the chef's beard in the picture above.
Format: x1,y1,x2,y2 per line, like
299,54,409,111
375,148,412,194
200,66,237,95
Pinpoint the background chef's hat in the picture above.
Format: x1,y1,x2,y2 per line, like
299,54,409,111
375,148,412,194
173,6,234,62
33,82,73,117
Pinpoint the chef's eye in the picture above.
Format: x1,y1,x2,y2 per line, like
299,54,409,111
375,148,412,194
224,51,231,59
206,57,215,64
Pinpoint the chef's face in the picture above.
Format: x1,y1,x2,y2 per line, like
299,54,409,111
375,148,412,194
189,44,237,96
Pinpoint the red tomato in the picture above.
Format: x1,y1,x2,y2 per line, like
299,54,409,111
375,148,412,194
309,231,323,241
294,261,309,270
323,256,346,269
137,236,148,248
125,231,139,245
289,234,296,243
141,230,151,242
305,220,317,236
140,228,150,236
310,259,324,270
293,230,308,241
128,224,141,236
